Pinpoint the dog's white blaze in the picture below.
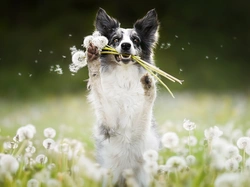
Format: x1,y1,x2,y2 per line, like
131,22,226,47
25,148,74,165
116,29,136,56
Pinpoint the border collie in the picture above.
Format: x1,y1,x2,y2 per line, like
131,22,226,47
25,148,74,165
87,8,160,186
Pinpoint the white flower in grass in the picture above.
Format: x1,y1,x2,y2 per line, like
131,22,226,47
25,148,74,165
245,158,250,171
0,154,19,174
143,150,158,162
183,136,198,146
144,161,158,175
165,156,187,172
25,145,36,154
183,119,196,131
35,154,48,164
3,141,18,150
224,159,239,172
27,179,40,187
14,125,36,142
186,155,196,166
234,154,242,163
236,137,250,150
214,173,240,187
70,50,87,73
224,145,239,159
43,138,56,150
44,127,56,138
161,132,179,149
204,126,223,142
46,179,61,187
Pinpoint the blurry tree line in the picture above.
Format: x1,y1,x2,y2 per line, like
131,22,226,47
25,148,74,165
0,0,249,98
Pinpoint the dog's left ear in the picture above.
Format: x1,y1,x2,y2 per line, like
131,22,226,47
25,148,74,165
134,9,159,47
95,8,120,39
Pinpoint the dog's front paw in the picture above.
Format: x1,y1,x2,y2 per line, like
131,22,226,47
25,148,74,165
87,43,100,61
140,73,155,96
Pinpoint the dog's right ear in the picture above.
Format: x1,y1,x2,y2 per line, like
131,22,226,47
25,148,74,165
95,8,120,39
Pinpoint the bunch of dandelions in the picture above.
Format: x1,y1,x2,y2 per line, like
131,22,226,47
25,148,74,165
70,31,183,97
69,31,108,73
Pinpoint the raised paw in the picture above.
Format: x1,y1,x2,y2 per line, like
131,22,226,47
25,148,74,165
87,43,100,61
141,73,153,90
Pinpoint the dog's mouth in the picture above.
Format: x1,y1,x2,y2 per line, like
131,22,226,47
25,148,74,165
115,54,132,63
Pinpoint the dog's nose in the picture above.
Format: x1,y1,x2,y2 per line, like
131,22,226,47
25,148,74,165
121,43,131,51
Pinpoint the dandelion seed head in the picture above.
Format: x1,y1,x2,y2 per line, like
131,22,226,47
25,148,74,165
143,150,158,162
27,179,40,187
224,159,239,172
204,126,223,142
245,158,250,171
183,119,196,131
237,137,250,150
25,145,36,154
165,156,186,172
70,50,87,73
183,136,197,146
44,127,56,138
224,145,239,159
15,125,36,142
0,154,19,174
186,155,196,166
54,65,63,74
35,154,48,164
214,173,240,187
161,132,179,149
43,138,56,150
144,161,158,174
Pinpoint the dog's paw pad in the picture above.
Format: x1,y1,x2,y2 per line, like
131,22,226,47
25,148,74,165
87,43,100,61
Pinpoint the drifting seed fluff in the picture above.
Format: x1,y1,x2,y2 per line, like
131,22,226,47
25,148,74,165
204,126,223,142
183,119,196,131
161,132,179,149
69,50,87,73
165,156,187,172
236,137,250,150
44,127,56,138
54,65,63,74
0,154,19,174
143,150,159,162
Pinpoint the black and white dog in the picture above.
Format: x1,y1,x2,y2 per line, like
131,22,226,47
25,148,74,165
87,8,159,186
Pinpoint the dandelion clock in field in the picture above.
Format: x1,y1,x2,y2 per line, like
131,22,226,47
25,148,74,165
0,154,19,174
183,119,196,131
204,126,223,142
161,132,179,149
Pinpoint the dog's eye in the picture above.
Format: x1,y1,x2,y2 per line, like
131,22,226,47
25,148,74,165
113,38,119,43
133,38,140,44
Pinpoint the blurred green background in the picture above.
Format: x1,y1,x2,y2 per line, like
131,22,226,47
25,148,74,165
0,0,249,99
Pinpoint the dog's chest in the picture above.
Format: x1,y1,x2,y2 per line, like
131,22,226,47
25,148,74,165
100,65,145,128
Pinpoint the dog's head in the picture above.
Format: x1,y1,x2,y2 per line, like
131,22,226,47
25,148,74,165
95,8,159,65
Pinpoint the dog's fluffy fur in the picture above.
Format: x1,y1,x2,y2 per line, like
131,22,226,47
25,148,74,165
87,8,160,186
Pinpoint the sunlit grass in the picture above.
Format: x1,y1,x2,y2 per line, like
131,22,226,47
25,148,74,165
0,92,250,186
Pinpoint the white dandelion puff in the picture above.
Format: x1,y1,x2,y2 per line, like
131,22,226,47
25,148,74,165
0,154,19,174
43,127,56,138
165,156,187,172
27,179,40,187
25,145,36,154
224,159,239,172
35,154,48,164
143,150,158,162
43,138,56,150
144,161,158,175
186,155,196,166
183,119,196,131
54,65,63,74
69,50,87,73
204,126,223,142
224,145,239,159
236,137,250,150
161,132,179,149
14,125,36,142
214,173,240,187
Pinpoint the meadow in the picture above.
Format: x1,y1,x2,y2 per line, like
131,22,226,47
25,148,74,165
0,91,250,187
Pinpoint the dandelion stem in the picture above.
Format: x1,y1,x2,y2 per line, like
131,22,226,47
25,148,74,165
14,140,27,157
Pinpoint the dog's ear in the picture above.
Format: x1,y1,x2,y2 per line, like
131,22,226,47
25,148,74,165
134,9,159,49
95,8,120,39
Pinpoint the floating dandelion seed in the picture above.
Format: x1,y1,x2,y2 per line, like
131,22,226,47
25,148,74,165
54,65,63,74
175,35,179,38
62,55,66,59
35,60,38,63
205,56,209,59
182,47,184,51
69,50,87,73
69,34,72,37
38,49,42,53
49,50,54,54
18,72,22,76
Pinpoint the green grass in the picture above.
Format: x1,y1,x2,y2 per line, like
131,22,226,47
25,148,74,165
0,92,250,186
